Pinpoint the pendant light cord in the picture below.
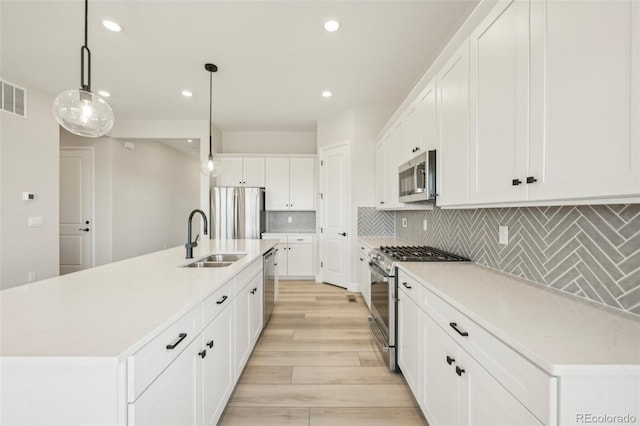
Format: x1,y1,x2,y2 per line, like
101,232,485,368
209,69,213,157
80,0,91,91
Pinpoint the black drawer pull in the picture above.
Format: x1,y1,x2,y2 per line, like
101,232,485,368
402,282,412,289
456,366,465,376
166,333,187,350
446,355,455,365
199,349,207,359
449,322,469,337
526,176,537,184
512,179,522,186
207,340,214,348
216,295,228,305
250,288,256,294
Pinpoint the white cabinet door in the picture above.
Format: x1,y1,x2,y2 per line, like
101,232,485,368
375,140,386,209
202,304,234,426
243,158,265,187
276,243,288,277
287,243,313,276
289,158,315,210
128,337,200,426
265,158,290,210
469,0,529,204
385,123,404,208
404,104,420,161
437,40,470,207
418,78,438,154
422,313,460,426
358,249,371,309
218,158,244,187
459,351,542,426
397,287,421,402
529,0,640,201
249,273,263,347
234,284,251,379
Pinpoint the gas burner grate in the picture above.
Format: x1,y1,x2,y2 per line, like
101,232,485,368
379,245,469,262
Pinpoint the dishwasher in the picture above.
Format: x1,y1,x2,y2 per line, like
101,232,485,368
263,248,278,325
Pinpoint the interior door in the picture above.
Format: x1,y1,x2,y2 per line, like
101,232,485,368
320,144,349,287
59,148,93,275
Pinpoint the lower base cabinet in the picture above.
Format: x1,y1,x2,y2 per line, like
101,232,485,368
357,245,371,309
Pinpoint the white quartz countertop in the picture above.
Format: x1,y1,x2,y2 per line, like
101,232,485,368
262,232,316,235
358,236,415,249
0,239,276,361
398,262,640,375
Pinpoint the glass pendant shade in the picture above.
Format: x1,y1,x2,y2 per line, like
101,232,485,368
53,89,114,137
200,154,222,177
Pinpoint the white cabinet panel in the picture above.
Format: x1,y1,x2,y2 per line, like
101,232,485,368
128,337,200,426
218,158,244,187
265,158,290,210
234,284,251,378
403,104,420,160
243,158,265,187
529,0,640,201
287,243,313,277
397,286,421,402
418,79,438,154
249,273,263,346
275,243,288,278
289,158,315,210
218,157,265,187
469,0,529,204
202,304,234,426
438,40,470,206
375,141,385,208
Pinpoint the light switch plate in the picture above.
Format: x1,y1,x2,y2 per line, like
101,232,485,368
288,216,292,224
423,220,428,232
402,218,407,227
28,217,44,227
499,225,509,245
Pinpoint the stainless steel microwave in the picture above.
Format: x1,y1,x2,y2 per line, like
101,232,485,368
398,150,436,203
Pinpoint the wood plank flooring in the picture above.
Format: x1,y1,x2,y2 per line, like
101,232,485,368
219,280,427,426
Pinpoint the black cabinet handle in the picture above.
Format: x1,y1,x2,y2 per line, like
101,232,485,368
449,322,469,337
207,340,214,348
253,287,258,293
380,201,385,204
338,232,347,236
415,147,420,152
199,349,207,359
216,295,228,305
359,258,364,261
166,333,187,350
512,179,522,186
526,176,537,184
402,282,412,289
446,355,455,365
456,366,465,376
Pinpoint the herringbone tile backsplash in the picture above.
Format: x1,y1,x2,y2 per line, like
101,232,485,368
395,205,640,315
267,211,316,233
358,207,395,237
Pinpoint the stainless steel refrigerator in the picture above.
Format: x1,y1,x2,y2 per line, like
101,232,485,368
209,187,266,239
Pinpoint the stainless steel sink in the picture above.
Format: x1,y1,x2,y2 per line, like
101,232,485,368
201,253,246,262
184,261,232,268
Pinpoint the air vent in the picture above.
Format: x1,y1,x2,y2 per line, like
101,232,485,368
1,79,27,118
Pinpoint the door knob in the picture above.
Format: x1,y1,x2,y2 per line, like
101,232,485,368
78,228,90,232
338,232,347,236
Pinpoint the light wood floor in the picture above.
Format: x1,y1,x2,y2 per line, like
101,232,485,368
219,280,427,426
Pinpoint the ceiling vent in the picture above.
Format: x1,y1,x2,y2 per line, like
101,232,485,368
1,79,27,118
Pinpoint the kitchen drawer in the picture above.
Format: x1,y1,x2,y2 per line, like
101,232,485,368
235,257,263,290
262,234,288,244
397,270,422,306
421,286,555,423
127,305,201,402
288,235,313,244
202,279,235,327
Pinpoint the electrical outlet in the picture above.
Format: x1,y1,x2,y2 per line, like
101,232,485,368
402,218,407,227
499,225,509,245
28,217,44,227
288,216,292,224
423,219,428,232
27,272,36,283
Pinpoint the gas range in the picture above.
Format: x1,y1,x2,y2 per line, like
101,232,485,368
369,245,469,275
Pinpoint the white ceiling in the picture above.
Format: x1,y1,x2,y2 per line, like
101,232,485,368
1,0,477,131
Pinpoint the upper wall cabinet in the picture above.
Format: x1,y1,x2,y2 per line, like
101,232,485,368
265,157,315,211
437,41,471,207
469,0,529,204
217,157,265,187
528,0,640,201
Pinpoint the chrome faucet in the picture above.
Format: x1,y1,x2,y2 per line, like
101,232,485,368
186,209,208,259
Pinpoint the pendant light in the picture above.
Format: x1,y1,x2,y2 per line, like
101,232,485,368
200,63,221,177
52,0,114,137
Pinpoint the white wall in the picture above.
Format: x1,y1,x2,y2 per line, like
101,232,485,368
0,84,60,290
222,131,316,154
317,107,392,289
60,131,114,266
111,139,200,261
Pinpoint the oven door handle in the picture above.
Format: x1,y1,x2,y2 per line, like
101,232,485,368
368,262,389,281
368,315,389,352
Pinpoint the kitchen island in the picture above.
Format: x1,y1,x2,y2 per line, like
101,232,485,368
1,239,277,426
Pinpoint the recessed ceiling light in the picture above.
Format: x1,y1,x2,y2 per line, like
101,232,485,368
324,20,340,32
187,139,193,143
322,90,333,98
182,90,193,97
102,20,121,32
98,90,111,97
